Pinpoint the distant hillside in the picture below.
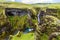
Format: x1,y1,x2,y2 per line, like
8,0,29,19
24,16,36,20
0,0,6,2
31,3,60,9
0,2,33,8
32,3,60,5
0,2,60,9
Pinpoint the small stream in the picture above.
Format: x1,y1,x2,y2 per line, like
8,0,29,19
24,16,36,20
24,28,33,34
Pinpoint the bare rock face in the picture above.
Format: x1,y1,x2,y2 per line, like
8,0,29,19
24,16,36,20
36,9,60,40
49,32,60,40
46,9,57,13
0,13,14,40
5,8,31,16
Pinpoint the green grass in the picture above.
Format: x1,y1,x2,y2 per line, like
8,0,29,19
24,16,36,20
11,32,60,40
11,33,34,40
41,34,48,40
0,0,6,2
